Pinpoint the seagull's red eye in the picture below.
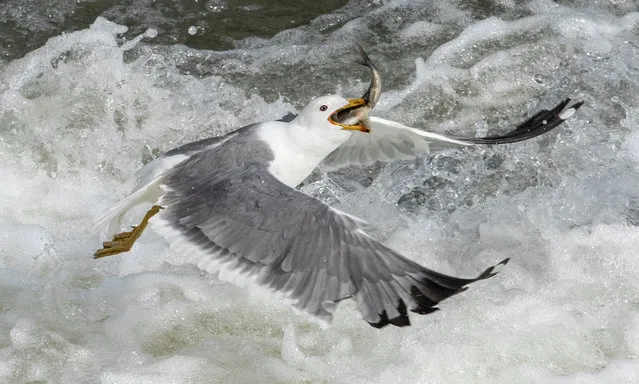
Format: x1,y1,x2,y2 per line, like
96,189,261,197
319,105,328,111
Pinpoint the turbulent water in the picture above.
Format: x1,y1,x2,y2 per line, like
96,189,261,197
0,0,638,383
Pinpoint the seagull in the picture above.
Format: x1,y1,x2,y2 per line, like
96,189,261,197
93,46,582,328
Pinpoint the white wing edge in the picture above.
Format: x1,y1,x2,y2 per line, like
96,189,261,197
369,116,475,147
149,214,335,328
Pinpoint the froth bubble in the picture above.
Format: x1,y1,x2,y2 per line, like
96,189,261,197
188,26,198,36
145,28,158,38
121,27,159,51
9,319,37,348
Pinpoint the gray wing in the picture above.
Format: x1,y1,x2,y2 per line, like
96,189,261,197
323,98,583,169
132,116,295,192
152,151,506,327
131,125,262,193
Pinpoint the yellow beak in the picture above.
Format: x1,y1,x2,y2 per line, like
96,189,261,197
328,98,371,133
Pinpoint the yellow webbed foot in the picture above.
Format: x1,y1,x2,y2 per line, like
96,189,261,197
94,205,163,259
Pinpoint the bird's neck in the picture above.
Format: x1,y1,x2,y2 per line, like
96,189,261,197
256,121,350,187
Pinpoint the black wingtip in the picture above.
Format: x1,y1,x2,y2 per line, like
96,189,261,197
475,257,510,280
558,99,584,120
459,98,584,145
368,300,412,328
364,258,510,329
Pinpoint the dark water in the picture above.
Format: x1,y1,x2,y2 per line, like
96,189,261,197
0,0,351,61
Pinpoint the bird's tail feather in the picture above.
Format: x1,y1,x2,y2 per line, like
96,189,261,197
92,179,163,235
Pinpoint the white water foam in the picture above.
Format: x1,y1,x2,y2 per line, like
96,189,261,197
0,1,638,383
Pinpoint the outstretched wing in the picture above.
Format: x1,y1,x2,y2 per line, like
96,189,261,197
323,98,583,169
151,149,507,328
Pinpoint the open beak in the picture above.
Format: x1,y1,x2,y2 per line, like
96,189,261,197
328,98,370,132
327,44,382,134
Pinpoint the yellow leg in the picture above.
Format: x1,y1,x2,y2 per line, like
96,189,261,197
94,205,163,259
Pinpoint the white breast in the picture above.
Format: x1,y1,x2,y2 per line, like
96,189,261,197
255,121,349,187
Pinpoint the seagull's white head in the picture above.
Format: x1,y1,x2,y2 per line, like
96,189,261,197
266,95,363,187
294,46,381,137
277,95,359,170
295,95,369,140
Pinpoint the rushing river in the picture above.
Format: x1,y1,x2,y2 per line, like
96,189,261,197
0,1,637,383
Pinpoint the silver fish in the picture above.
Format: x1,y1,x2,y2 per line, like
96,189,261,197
328,44,381,133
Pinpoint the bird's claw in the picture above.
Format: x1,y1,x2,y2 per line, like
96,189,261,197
93,205,163,259
112,228,135,241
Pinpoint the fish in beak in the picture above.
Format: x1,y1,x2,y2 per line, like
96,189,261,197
329,44,381,133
